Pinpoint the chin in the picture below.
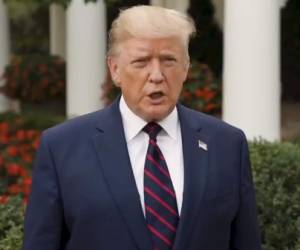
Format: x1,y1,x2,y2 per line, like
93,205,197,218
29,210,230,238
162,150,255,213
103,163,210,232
144,108,173,122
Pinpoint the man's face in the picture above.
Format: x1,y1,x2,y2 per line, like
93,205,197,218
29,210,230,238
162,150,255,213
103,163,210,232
108,36,189,122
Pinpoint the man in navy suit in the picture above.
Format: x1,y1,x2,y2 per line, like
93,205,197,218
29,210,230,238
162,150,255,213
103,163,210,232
23,5,261,250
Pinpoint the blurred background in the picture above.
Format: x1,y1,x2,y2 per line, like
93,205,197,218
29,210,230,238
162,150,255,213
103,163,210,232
0,0,299,249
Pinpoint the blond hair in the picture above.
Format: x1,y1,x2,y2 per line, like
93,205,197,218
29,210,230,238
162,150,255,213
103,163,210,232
107,5,196,58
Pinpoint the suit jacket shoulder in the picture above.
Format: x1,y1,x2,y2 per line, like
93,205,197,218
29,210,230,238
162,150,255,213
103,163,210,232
42,102,118,145
177,104,246,142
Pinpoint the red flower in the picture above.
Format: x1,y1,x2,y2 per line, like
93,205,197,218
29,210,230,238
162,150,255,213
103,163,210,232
0,195,9,204
26,130,38,140
0,155,4,166
195,89,204,98
182,91,191,99
0,122,9,133
7,145,19,156
6,163,22,176
202,87,216,102
22,154,33,163
22,177,32,198
0,134,9,144
19,168,29,178
22,185,31,196
16,130,26,140
23,177,32,187
8,184,21,195
204,103,217,112
32,138,40,150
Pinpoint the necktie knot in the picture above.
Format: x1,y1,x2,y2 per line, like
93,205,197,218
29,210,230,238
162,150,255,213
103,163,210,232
143,122,162,140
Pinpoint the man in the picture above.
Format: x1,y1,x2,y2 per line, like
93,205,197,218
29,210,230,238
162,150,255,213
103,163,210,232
23,5,261,250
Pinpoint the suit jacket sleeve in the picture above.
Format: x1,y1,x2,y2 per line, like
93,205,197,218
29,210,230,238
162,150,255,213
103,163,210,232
230,132,261,249
23,132,66,250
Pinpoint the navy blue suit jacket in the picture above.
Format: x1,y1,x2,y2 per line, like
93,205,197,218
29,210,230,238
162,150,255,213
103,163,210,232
23,100,261,250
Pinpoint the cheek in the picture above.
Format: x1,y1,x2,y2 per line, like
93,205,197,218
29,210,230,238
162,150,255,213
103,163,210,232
121,70,147,88
120,81,144,103
174,83,184,98
167,72,185,94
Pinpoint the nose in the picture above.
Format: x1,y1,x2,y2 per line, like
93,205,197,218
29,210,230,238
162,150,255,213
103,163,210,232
148,60,164,84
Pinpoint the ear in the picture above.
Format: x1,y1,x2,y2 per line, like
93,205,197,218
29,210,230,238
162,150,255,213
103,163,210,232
107,56,121,86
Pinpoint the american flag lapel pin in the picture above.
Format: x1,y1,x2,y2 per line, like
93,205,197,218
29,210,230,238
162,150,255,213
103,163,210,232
198,140,208,151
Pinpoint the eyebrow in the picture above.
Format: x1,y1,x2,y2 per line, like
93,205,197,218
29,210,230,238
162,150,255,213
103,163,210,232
131,51,177,58
160,53,176,58
128,47,180,63
130,56,151,63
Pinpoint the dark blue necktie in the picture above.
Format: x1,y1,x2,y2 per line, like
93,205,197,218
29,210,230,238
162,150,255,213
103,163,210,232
143,122,179,250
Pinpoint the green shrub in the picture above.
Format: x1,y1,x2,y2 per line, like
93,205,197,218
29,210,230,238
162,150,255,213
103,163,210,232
0,196,24,250
290,137,300,147
250,141,300,250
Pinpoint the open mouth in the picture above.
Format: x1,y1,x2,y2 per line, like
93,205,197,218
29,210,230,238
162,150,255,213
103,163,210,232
149,91,164,100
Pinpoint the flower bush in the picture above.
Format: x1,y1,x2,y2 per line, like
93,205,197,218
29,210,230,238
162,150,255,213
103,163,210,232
102,62,221,114
0,114,40,203
1,54,65,103
180,63,221,113
0,119,40,204
0,112,65,205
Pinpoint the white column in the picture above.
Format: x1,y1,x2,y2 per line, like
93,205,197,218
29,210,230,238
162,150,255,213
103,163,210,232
66,0,106,117
223,0,281,141
279,0,289,8
151,0,189,13
50,4,66,59
166,0,189,13
0,0,10,112
150,0,165,7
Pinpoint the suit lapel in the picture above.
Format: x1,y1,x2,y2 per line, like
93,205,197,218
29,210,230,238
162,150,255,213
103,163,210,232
173,105,210,250
92,100,152,250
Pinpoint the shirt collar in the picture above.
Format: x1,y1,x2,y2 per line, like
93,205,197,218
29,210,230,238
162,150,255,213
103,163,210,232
119,96,179,142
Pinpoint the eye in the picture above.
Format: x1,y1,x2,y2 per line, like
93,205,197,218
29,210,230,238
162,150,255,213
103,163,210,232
162,57,177,66
131,58,149,68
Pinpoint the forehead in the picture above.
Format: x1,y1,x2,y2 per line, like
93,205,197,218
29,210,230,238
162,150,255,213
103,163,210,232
120,37,185,57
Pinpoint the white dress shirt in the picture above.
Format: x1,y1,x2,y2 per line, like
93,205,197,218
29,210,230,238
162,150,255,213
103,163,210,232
119,96,184,216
